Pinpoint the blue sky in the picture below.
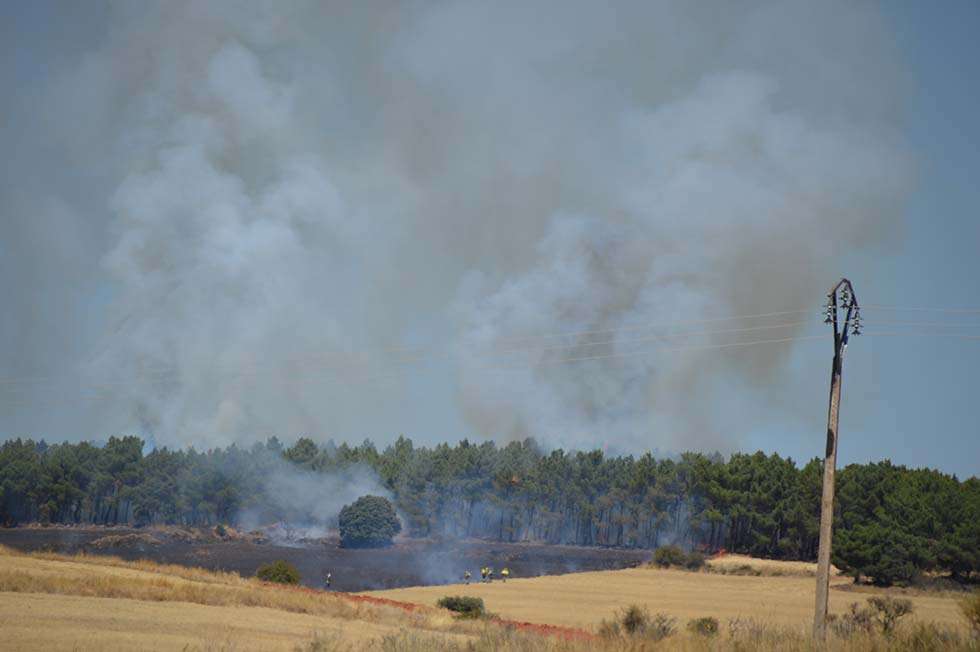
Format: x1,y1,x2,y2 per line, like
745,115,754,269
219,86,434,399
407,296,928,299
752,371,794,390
832,1,980,478
1,2,978,479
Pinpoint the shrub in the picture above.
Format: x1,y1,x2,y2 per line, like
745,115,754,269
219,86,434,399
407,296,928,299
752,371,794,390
961,589,980,637
829,602,875,639
600,606,675,641
436,595,485,619
338,495,402,548
904,622,963,650
620,604,648,634
256,559,300,585
596,619,621,639
830,604,870,638
646,613,677,641
684,550,706,570
728,617,767,642
687,616,719,637
652,545,687,568
867,596,914,635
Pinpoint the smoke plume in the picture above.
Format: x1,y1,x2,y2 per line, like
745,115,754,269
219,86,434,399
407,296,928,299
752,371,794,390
1,1,910,453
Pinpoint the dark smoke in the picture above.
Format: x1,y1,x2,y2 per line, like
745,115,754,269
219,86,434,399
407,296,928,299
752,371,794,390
1,1,909,455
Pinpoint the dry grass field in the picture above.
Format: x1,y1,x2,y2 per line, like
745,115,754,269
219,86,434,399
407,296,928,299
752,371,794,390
0,545,475,651
1,544,975,651
704,553,835,576
367,560,967,631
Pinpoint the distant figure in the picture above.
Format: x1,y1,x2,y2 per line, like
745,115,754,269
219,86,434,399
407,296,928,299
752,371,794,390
323,571,332,589
464,570,472,585
480,567,488,582
487,567,494,583
501,567,510,582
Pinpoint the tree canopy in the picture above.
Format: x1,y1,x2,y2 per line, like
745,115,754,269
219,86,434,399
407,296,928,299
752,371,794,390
338,495,401,548
0,435,975,585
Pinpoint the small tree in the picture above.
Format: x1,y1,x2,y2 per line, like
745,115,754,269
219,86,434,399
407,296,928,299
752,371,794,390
338,495,401,548
256,559,300,584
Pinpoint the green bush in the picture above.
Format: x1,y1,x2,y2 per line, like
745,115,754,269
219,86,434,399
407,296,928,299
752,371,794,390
687,616,719,637
256,559,300,584
834,522,928,586
338,495,402,548
652,545,687,568
437,595,486,619
652,545,706,571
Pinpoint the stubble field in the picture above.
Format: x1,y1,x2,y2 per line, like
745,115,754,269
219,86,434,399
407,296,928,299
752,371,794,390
367,558,967,631
0,544,972,651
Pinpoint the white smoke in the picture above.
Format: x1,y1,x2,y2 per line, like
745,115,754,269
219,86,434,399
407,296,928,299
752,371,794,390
237,458,391,537
1,1,910,453
453,71,908,451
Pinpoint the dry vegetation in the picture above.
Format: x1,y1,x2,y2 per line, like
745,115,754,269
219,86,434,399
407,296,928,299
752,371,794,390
369,563,965,631
0,544,474,651
704,553,837,577
1,544,976,651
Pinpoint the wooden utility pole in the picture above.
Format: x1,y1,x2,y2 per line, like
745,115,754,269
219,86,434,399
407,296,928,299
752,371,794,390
813,279,860,641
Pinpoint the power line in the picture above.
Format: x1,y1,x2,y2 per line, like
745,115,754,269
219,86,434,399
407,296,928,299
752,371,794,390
4,302,980,401
498,334,830,369
0,317,820,392
861,304,980,315
860,332,980,341
489,308,817,345
0,331,833,409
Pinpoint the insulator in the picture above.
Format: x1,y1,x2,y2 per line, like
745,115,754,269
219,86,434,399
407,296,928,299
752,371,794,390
852,326,862,336
824,316,833,324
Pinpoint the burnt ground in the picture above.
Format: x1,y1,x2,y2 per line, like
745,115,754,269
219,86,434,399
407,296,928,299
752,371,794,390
0,527,650,592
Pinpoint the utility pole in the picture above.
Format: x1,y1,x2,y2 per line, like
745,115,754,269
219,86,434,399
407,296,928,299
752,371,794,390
813,278,861,641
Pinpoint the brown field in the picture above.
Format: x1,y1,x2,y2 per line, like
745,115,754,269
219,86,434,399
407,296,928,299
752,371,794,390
0,545,474,651
1,544,974,651
367,561,967,631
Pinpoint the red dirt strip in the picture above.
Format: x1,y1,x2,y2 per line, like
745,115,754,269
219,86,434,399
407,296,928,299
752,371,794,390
267,582,595,640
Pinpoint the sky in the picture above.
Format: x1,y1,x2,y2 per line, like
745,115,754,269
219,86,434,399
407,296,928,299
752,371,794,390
1,1,977,479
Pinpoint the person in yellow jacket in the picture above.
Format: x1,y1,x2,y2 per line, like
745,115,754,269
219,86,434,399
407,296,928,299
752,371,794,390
501,567,510,582
480,567,488,582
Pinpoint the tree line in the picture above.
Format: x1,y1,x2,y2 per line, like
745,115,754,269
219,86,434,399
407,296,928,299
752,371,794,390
0,435,976,585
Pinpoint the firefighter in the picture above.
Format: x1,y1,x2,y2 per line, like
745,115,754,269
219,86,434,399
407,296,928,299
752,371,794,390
480,567,487,582
464,570,472,585
323,571,332,589
487,567,494,583
501,567,510,582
